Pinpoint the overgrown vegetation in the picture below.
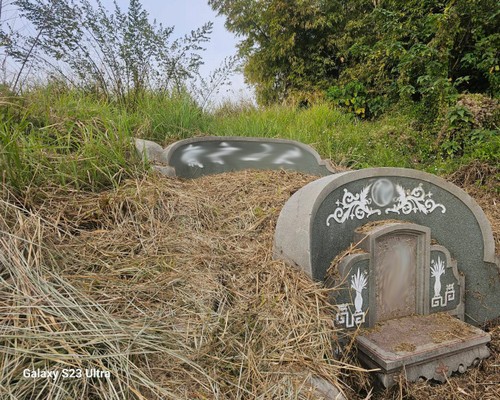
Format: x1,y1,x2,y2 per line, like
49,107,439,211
210,0,499,114
204,1,500,176
1,0,239,109
3,0,213,101
0,171,355,399
0,1,499,399
1,87,498,195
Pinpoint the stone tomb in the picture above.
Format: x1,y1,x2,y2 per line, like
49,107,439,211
135,136,336,178
274,168,498,386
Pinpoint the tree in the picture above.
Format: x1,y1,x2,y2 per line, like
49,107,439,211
211,0,499,111
209,0,340,105
334,0,499,116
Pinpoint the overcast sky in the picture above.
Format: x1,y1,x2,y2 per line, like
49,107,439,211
99,0,252,102
1,0,252,102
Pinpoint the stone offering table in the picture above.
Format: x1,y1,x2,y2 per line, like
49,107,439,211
357,313,490,387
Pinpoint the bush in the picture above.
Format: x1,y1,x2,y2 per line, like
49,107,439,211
438,94,499,159
327,81,368,118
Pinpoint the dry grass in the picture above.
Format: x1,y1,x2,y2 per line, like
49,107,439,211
429,313,476,344
0,168,498,399
0,170,363,399
447,161,499,247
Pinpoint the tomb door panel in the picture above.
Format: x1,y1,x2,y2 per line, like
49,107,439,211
374,233,420,322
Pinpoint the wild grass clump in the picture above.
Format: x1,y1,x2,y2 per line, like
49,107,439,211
0,88,211,194
0,210,209,399
136,92,210,143
206,103,419,169
0,88,144,193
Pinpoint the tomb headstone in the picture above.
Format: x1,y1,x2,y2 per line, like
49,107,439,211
135,137,336,178
274,168,498,386
331,222,465,328
275,167,499,325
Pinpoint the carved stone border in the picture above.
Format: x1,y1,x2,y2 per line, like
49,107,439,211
430,245,465,320
357,334,490,388
135,136,337,177
274,168,497,269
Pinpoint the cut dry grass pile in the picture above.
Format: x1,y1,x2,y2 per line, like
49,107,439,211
0,167,498,399
447,161,499,247
0,170,368,399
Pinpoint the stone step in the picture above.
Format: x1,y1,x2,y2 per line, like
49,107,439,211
356,313,491,387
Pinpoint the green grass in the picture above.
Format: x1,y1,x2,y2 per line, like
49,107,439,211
205,103,419,168
1,88,144,192
1,86,497,195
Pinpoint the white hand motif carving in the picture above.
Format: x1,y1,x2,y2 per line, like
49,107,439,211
336,268,368,328
430,257,456,308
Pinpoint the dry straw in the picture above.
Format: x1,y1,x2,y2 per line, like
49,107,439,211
0,171,358,399
0,168,498,399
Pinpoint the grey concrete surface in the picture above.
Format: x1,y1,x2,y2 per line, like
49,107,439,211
135,136,337,178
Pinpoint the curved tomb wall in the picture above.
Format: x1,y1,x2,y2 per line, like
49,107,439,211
274,168,499,326
135,136,336,178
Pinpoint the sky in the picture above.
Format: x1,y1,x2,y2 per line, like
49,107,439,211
1,0,252,102
98,0,252,102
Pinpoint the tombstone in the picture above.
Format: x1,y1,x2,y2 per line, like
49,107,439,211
135,136,336,178
274,168,498,386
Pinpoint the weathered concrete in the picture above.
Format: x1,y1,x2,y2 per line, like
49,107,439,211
135,137,336,178
135,138,165,164
274,168,499,326
356,314,491,387
303,375,346,400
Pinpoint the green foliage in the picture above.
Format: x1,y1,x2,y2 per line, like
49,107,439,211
438,98,499,162
203,103,430,169
209,0,339,105
0,88,144,192
447,105,473,128
137,91,209,142
438,126,499,167
1,86,497,196
326,80,392,119
336,0,499,118
327,81,368,118
211,0,499,114
0,86,214,193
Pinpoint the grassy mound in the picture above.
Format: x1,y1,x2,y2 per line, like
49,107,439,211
2,88,497,195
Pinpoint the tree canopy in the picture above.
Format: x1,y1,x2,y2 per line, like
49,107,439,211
210,0,499,110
